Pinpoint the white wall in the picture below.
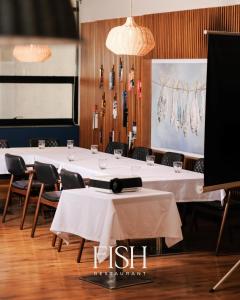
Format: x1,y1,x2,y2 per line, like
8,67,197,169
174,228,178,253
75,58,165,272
80,0,240,23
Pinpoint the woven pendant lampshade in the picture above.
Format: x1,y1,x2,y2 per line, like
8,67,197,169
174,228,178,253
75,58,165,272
13,45,52,62
106,16,155,56
0,0,78,45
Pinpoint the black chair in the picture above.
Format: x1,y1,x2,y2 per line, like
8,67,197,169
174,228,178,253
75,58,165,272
131,147,152,161
53,168,86,263
29,138,59,147
193,158,204,173
60,168,85,190
160,152,184,167
105,142,128,157
2,154,41,230
0,139,9,148
31,161,60,238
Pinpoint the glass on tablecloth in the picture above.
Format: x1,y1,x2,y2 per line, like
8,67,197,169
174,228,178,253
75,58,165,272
146,155,155,166
67,140,74,149
91,145,98,154
38,140,45,149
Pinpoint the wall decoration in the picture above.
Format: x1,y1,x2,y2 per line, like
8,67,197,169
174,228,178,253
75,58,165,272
119,58,123,82
151,59,207,155
109,65,115,90
92,104,99,129
137,80,142,98
128,65,135,90
122,90,128,128
99,64,104,88
113,93,117,119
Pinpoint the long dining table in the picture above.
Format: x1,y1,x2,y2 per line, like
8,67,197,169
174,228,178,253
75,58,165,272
0,146,224,203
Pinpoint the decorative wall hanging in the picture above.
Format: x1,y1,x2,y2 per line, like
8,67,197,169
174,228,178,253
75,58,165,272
122,90,128,128
132,121,137,139
137,80,142,98
13,44,52,62
100,92,106,117
109,65,115,90
99,92,106,144
113,93,118,119
92,105,99,129
151,59,207,155
128,65,135,90
119,58,123,82
99,64,104,88
105,0,155,56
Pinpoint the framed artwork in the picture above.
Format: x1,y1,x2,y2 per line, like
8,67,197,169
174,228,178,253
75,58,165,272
151,59,207,156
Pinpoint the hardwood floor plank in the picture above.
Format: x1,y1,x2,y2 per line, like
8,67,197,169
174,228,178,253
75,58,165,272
1,210,240,299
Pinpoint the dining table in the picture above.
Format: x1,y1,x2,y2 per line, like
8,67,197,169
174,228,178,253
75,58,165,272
50,186,183,289
0,146,225,203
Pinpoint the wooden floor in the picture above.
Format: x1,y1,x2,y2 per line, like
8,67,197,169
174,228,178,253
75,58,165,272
1,208,240,299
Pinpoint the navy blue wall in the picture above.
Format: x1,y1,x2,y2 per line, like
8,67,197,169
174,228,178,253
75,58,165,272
0,125,79,147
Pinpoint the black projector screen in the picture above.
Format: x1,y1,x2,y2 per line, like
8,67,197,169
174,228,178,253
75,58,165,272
204,34,240,191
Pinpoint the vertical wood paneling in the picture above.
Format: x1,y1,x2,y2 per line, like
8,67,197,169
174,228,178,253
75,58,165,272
80,5,240,150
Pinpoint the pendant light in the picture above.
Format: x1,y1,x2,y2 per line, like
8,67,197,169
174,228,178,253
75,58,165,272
0,0,78,45
13,44,52,62
106,0,155,56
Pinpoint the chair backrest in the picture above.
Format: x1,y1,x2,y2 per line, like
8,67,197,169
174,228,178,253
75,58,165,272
193,158,204,173
161,152,184,167
34,161,59,185
5,153,26,176
132,147,152,161
0,139,9,148
29,138,59,147
60,169,85,190
105,142,128,157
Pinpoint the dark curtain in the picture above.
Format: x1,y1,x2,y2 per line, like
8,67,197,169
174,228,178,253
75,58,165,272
204,34,240,188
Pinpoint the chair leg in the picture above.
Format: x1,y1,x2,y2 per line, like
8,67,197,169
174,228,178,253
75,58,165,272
2,175,14,223
52,234,57,247
20,173,33,230
31,184,44,238
77,238,86,263
58,238,63,252
216,190,231,255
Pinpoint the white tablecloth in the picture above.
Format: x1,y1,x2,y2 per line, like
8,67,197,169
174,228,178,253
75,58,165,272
0,147,224,203
50,187,183,263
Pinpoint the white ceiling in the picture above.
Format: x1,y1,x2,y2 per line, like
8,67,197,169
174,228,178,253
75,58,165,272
79,0,240,23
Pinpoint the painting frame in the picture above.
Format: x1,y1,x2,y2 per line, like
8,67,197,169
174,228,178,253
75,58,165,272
151,58,207,157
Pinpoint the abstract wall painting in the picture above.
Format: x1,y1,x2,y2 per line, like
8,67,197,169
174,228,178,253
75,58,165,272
151,59,207,155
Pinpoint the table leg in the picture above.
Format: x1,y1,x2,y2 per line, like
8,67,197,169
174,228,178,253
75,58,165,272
80,240,152,289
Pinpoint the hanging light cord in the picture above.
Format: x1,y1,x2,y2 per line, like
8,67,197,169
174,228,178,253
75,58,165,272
130,0,132,17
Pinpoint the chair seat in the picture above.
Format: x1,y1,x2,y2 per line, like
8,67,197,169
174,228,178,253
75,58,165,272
12,180,42,190
42,191,61,201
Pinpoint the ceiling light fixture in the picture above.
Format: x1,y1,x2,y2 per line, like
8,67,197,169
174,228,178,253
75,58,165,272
13,44,52,63
106,0,155,56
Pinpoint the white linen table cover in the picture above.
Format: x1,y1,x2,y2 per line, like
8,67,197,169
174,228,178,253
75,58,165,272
50,187,183,263
0,147,224,203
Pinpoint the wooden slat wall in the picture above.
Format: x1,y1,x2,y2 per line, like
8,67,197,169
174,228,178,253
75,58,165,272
80,5,240,151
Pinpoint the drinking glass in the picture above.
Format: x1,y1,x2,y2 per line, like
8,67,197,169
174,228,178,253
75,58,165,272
173,161,183,173
91,144,98,154
114,149,123,159
67,154,75,161
98,158,107,169
146,155,155,166
67,140,74,149
38,140,45,149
